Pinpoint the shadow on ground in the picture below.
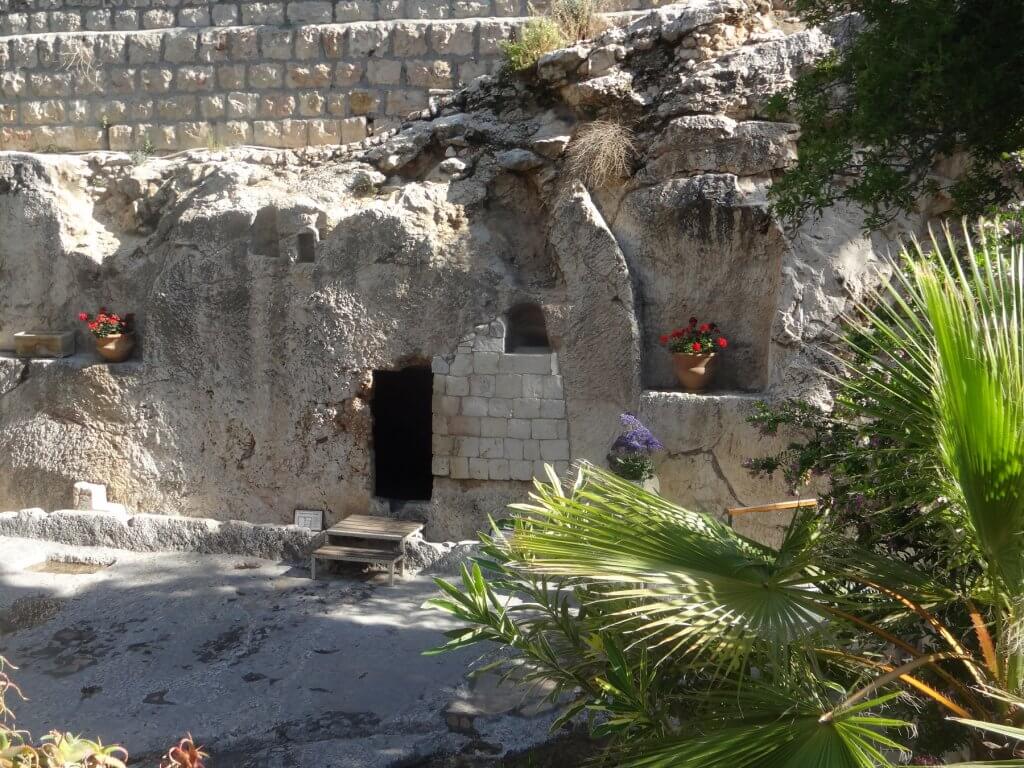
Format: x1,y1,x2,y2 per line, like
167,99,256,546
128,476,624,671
0,537,570,767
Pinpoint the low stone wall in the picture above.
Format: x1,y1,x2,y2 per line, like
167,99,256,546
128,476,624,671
0,19,525,150
0,506,323,560
0,0,659,151
0,505,481,570
0,0,653,34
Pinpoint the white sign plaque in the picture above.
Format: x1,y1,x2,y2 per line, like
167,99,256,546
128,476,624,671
294,509,324,531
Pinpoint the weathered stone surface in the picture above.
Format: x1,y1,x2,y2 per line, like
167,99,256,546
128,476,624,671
550,184,642,465
494,148,544,171
0,0,925,546
660,27,834,118
643,114,799,179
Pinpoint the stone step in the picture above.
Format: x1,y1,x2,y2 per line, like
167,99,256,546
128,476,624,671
0,0,652,34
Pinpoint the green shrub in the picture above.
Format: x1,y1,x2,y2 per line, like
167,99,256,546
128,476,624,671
500,17,566,71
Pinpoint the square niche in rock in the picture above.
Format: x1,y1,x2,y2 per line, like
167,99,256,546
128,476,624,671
623,186,785,392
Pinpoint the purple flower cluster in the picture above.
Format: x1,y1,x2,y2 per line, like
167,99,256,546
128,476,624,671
612,413,664,455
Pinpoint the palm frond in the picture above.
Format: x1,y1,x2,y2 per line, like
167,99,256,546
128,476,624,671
505,464,837,673
611,691,909,768
919,238,1024,597
836,222,1024,598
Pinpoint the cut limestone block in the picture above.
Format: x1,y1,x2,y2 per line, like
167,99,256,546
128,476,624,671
72,481,107,511
14,331,75,358
72,481,129,518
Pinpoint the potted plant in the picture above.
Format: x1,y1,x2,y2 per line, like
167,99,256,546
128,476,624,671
608,413,663,493
79,308,135,362
659,317,728,391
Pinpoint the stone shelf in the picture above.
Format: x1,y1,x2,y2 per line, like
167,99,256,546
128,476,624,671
0,351,144,371
641,389,764,404
638,389,766,455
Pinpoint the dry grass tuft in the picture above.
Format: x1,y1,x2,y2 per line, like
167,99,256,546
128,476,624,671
549,0,607,42
564,120,637,188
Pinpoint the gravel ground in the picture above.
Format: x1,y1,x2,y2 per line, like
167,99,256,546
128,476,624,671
0,537,558,767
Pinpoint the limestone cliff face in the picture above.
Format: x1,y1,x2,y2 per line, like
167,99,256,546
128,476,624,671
0,0,907,541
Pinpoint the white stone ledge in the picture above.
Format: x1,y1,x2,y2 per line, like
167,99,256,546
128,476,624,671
0,351,144,372
0,506,322,561
640,389,764,406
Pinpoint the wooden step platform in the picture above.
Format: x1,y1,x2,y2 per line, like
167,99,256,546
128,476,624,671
311,514,425,586
325,514,425,541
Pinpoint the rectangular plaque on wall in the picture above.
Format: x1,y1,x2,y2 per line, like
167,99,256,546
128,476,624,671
293,509,324,531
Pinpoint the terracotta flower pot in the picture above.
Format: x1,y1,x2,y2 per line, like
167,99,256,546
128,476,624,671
95,333,135,363
672,352,717,391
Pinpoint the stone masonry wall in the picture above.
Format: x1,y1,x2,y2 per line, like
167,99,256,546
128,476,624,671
1,0,652,33
0,1,662,151
431,319,570,483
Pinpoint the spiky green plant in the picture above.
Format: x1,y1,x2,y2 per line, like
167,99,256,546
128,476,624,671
427,222,1024,766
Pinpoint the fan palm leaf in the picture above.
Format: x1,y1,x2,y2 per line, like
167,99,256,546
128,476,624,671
506,465,836,672
921,245,1024,599
611,691,909,768
834,224,1024,600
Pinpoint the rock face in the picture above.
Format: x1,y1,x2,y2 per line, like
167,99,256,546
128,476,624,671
0,0,912,543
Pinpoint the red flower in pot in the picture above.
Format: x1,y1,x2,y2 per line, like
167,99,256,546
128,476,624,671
658,317,728,391
79,308,136,362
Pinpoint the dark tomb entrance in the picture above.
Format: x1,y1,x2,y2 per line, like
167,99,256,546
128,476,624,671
372,367,433,500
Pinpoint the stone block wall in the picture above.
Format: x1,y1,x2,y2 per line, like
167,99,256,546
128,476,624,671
0,0,664,151
431,320,569,484
0,20,507,150
0,0,656,33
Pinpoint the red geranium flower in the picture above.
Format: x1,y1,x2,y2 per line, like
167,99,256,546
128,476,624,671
691,341,701,352
659,334,669,345
699,323,711,332
689,316,697,325
671,329,684,338
81,305,132,338
717,337,728,348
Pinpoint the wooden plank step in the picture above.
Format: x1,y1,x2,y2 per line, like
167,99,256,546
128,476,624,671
326,514,424,541
727,498,818,516
313,544,402,563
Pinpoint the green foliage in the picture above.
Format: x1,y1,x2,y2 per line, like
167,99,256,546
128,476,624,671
500,17,566,71
427,225,1024,765
607,452,654,481
771,0,1024,229
500,0,606,74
